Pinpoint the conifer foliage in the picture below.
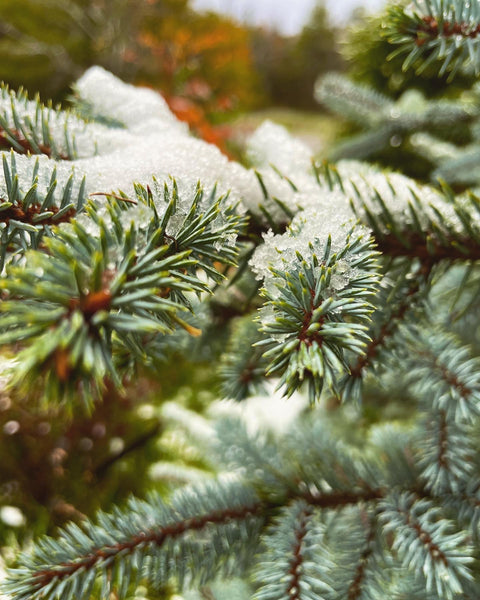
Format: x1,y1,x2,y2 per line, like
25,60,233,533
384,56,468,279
2,1,480,599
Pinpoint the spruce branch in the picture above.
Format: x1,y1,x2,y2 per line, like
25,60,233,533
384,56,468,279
253,501,332,600
5,410,480,600
432,146,480,186
0,152,86,269
218,317,268,401
2,480,264,600
416,410,474,495
446,482,480,539
4,48,480,600
343,259,429,402
3,480,388,600
403,328,480,422
380,491,474,599
352,186,480,266
320,508,386,600
316,161,480,267
0,182,243,408
315,73,393,129
397,328,480,495
0,83,84,160
256,228,380,402
215,417,388,506
315,74,477,162
345,513,379,600
387,0,480,79
248,170,295,234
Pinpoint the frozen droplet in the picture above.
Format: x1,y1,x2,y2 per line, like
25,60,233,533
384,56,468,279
329,273,347,290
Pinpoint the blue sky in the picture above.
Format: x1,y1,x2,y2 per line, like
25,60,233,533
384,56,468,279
192,0,386,34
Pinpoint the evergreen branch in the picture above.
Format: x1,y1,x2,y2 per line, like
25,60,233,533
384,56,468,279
409,132,463,174
6,410,478,600
0,152,86,269
374,228,480,263
380,491,474,599
132,180,244,282
318,161,480,266
400,327,480,494
285,507,314,600
315,74,477,162
253,501,332,600
344,260,429,401
248,170,296,232
2,477,388,600
0,182,242,408
355,189,480,266
345,513,378,600
4,53,480,600
256,227,380,402
386,0,480,78
3,480,264,600
323,508,385,599
0,127,67,160
0,83,83,160
416,410,474,495
433,147,480,185
216,418,388,507
445,482,480,538
218,317,268,401
403,328,480,422
315,73,393,128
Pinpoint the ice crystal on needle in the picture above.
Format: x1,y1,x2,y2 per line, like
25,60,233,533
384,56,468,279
335,160,468,234
250,192,360,284
0,154,78,202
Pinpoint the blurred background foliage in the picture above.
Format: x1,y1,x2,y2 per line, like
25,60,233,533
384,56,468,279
0,0,345,149
250,3,344,110
0,358,217,542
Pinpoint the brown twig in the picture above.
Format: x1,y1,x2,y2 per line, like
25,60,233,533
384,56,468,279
286,506,313,600
347,513,377,600
375,231,480,264
417,15,480,46
33,501,264,589
0,201,76,227
89,192,137,204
